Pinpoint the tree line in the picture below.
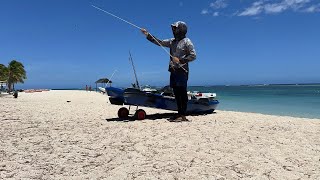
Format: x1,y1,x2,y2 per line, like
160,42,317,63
0,60,27,92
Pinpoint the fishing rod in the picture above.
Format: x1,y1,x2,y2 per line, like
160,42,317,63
91,5,188,73
128,51,140,89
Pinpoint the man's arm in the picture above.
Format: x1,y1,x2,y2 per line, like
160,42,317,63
141,28,171,47
179,39,196,64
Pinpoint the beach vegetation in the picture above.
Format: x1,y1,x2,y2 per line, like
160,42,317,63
0,64,8,81
0,60,27,92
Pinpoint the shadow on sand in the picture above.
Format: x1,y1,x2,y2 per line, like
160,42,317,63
106,111,216,122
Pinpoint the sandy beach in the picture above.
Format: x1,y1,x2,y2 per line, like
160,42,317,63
0,90,319,179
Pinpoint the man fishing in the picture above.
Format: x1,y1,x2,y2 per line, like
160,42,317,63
141,21,196,122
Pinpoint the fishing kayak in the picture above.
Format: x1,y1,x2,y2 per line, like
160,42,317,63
106,87,219,114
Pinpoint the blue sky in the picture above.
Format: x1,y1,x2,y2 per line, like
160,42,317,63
1,0,320,88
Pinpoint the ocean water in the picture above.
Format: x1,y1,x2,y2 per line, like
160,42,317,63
188,85,320,119
51,85,320,119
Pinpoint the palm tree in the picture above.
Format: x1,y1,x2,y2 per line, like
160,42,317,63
0,64,8,81
1,60,27,92
0,64,8,92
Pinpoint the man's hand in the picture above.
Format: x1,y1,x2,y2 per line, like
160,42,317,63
141,28,149,36
172,57,180,64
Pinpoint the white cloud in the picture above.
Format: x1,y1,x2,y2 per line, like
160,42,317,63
303,4,320,12
238,1,264,16
238,0,317,16
284,0,310,6
253,1,264,7
264,4,288,14
201,9,209,15
201,0,227,16
202,0,320,17
210,0,228,9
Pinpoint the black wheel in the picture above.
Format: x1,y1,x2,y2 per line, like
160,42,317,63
135,109,146,120
118,107,129,118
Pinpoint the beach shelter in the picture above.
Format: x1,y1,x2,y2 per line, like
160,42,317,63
95,78,112,92
0,81,7,94
0,81,6,85
0,81,6,89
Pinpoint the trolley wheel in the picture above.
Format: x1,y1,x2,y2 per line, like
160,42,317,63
135,109,146,120
118,107,129,118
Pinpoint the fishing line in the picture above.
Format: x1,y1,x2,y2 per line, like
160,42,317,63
91,5,188,73
92,5,142,30
107,69,117,84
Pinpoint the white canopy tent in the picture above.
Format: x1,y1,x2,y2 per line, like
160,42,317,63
0,81,6,87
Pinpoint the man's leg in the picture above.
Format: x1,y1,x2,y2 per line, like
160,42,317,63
180,86,188,116
173,86,182,116
172,86,189,122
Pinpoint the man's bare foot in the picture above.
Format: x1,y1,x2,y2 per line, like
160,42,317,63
181,115,190,122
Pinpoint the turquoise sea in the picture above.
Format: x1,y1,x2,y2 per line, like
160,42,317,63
53,84,320,119
189,84,320,119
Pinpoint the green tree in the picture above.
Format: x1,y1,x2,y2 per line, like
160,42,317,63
1,60,27,92
0,64,8,81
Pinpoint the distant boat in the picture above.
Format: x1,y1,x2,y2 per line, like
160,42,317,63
98,87,106,93
0,81,6,93
141,85,157,93
187,91,217,100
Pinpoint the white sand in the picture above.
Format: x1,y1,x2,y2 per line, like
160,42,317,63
1,90,319,179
